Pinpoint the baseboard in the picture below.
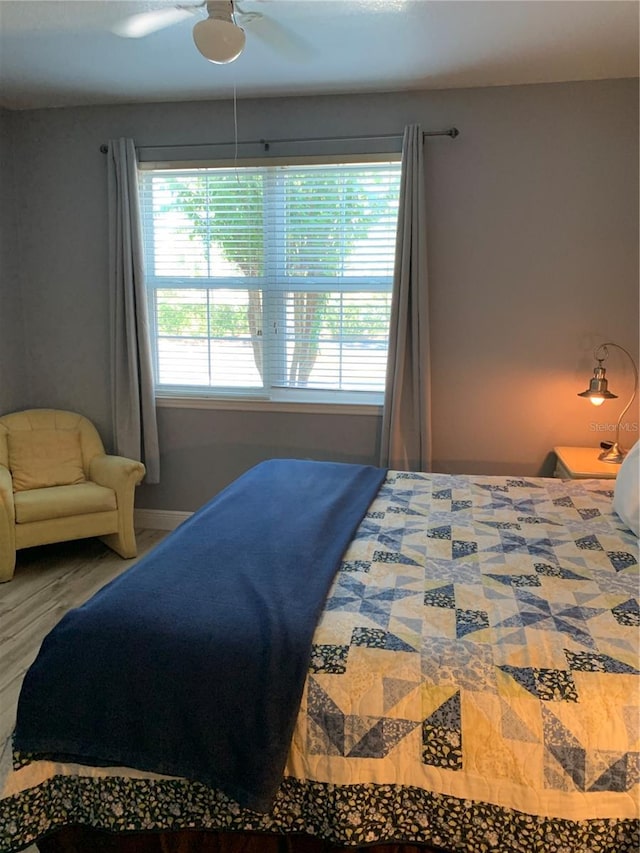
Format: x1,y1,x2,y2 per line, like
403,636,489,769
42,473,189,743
134,508,193,531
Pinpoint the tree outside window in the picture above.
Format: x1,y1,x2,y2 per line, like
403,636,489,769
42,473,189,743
140,160,400,401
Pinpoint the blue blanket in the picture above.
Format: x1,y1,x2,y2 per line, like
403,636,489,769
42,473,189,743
15,459,386,811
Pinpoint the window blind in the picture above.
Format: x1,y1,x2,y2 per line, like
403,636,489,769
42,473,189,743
139,160,401,403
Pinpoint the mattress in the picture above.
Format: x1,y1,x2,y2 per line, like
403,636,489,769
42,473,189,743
1,470,638,853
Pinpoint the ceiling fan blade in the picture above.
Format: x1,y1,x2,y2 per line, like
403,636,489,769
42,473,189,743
112,6,198,39
244,15,311,62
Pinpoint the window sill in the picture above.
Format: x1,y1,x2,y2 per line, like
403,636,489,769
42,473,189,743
156,396,383,417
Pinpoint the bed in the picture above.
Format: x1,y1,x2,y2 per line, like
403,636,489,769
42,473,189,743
1,458,638,853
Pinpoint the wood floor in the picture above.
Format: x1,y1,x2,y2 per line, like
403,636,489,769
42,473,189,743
0,530,167,853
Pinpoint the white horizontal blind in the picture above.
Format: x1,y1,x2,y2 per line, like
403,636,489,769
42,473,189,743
139,160,401,403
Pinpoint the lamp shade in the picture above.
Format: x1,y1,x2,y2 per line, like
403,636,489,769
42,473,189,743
193,17,246,63
577,365,617,406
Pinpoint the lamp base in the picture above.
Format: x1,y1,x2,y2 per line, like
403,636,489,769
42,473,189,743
598,442,626,464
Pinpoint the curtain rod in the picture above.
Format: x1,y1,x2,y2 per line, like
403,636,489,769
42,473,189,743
99,128,459,154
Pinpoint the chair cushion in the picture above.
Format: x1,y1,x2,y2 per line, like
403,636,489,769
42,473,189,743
9,429,86,491
14,482,117,524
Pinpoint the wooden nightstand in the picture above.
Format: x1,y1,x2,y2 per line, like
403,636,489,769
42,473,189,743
553,446,620,480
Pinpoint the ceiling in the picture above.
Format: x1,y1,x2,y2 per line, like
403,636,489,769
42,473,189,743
0,0,638,111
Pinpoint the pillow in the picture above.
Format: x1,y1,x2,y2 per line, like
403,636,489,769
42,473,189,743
613,440,639,537
9,429,86,492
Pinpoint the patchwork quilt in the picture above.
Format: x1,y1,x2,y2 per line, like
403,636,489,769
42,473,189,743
1,471,639,853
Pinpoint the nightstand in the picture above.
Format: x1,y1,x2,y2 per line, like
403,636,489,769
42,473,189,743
553,446,619,480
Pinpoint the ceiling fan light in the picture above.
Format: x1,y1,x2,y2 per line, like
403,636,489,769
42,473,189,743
193,17,246,64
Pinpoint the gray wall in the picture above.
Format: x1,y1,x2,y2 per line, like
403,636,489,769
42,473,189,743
3,78,639,511
0,108,26,412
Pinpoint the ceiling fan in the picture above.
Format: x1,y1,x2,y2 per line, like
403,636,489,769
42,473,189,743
112,0,303,64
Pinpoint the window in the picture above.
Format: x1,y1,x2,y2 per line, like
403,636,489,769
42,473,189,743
139,158,401,405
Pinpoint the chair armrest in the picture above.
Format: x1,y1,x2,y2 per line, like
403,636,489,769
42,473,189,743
0,464,15,525
0,464,16,581
89,454,146,490
90,455,146,560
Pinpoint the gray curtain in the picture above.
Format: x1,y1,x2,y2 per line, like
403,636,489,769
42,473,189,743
379,125,432,471
107,138,160,483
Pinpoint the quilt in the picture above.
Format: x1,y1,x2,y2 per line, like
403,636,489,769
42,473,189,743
1,471,638,853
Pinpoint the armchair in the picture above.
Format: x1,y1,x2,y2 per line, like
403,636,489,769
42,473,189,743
0,409,146,582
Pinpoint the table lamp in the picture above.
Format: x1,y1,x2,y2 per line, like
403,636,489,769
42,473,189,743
578,342,638,463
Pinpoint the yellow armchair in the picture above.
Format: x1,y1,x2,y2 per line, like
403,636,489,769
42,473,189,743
0,409,146,582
